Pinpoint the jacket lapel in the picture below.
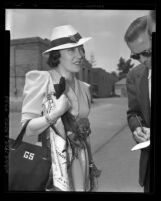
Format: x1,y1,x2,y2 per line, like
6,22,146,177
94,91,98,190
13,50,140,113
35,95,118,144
66,78,79,118
138,67,151,126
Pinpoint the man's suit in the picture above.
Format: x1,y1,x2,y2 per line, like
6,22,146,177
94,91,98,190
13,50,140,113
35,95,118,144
126,64,151,191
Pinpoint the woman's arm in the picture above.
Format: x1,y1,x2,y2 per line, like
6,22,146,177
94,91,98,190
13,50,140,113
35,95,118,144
85,136,94,163
26,110,60,136
25,94,70,136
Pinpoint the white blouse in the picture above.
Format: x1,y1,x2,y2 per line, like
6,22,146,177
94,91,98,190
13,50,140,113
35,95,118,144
21,70,91,125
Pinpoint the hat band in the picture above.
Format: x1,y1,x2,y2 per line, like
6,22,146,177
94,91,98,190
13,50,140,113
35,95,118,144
50,33,82,48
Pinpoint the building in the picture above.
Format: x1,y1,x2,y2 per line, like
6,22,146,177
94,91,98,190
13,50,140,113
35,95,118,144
115,78,127,97
10,37,51,111
10,37,50,98
92,68,113,98
76,59,92,84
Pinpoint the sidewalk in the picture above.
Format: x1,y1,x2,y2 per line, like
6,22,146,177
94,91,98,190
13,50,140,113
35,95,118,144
89,97,128,154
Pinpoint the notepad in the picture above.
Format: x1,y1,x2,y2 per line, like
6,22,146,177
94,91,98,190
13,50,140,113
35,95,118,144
131,140,150,151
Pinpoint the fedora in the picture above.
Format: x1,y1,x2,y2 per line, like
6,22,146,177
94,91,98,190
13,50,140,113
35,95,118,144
43,25,92,55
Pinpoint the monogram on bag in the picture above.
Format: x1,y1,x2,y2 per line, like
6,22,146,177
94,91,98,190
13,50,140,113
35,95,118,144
23,151,35,160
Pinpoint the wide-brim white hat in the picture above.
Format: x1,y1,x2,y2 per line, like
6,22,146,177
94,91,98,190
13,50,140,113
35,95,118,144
43,25,92,56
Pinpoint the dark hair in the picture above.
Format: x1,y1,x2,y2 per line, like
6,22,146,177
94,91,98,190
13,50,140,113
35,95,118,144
47,50,61,68
80,45,85,55
124,16,147,44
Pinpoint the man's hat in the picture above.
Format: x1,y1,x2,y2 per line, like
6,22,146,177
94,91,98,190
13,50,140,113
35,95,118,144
43,25,92,55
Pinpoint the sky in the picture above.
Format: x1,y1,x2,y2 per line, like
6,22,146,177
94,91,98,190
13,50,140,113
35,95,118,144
5,9,149,73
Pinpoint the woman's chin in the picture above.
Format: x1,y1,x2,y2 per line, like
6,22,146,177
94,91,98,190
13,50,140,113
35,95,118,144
73,65,81,72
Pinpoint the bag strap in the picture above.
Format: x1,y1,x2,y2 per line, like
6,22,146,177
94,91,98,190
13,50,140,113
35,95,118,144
11,120,49,153
11,119,31,149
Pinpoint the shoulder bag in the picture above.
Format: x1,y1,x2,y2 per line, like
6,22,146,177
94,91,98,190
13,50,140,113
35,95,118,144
9,120,51,191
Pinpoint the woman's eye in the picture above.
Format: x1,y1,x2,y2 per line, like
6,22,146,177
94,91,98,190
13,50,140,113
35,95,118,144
68,48,75,52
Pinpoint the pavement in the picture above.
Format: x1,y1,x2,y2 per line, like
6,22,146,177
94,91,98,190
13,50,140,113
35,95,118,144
94,125,143,192
89,97,128,154
88,98,142,192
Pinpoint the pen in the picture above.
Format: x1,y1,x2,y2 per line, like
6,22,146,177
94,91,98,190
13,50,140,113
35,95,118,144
135,115,144,133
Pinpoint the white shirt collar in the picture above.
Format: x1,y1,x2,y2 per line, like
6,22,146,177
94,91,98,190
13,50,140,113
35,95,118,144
148,69,151,79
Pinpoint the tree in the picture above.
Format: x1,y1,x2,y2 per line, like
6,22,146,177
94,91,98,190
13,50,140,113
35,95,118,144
117,57,135,79
110,71,119,81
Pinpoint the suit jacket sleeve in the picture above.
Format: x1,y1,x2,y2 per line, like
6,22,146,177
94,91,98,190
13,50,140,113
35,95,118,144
126,69,144,133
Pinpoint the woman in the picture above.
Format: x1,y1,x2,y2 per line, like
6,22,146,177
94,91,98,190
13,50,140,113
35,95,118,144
21,25,101,191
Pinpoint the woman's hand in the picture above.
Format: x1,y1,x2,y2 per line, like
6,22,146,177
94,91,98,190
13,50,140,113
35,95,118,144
50,94,71,119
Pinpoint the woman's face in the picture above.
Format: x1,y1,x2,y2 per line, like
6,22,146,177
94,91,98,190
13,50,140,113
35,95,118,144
59,45,85,73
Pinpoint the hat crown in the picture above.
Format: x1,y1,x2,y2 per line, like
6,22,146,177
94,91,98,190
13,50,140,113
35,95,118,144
51,25,78,41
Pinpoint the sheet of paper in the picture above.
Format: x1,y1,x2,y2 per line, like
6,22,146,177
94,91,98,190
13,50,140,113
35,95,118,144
131,140,150,151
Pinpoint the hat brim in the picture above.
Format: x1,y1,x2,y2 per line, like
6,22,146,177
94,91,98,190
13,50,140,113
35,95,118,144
42,37,92,56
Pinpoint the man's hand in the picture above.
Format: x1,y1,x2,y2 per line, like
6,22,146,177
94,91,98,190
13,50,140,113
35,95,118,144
142,127,150,140
133,127,150,143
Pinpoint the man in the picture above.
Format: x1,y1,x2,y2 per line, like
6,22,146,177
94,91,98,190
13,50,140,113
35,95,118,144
125,16,151,192
147,10,156,34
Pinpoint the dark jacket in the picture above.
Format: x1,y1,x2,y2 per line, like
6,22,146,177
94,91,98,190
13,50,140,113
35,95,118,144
126,64,151,186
